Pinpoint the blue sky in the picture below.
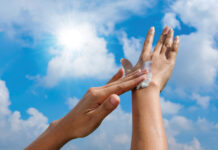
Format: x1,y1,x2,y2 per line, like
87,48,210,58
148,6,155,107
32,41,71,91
0,0,218,150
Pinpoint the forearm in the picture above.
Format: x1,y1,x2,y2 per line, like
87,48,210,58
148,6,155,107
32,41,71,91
25,120,71,150
131,83,168,150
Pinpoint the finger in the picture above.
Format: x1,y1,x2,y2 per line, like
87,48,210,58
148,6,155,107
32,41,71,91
102,74,146,97
169,36,180,61
94,94,120,122
138,27,155,62
107,68,124,84
153,26,170,54
160,28,174,56
103,69,147,89
120,58,133,75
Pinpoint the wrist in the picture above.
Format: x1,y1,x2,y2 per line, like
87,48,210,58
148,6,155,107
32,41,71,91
148,81,161,92
132,81,160,93
25,119,72,150
47,120,72,148
52,115,78,141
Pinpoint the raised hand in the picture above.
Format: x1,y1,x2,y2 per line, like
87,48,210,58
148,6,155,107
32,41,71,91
121,26,179,91
129,27,180,150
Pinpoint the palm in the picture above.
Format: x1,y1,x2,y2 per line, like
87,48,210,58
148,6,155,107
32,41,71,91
121,26,179,91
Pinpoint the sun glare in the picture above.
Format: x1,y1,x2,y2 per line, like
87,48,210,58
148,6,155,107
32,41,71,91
57,26,86,50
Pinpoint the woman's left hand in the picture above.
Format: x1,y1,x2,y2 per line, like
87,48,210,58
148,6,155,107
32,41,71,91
121,26,179,91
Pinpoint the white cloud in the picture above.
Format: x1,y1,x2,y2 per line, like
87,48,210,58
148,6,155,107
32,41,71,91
196,118,218,132
0,0,154,87
165,115,218,136
160,97,182,115
163,0,218,89
171,33,218,88
119,31,142,65
164,116,193,137
164,114,218,150
113,134,130,144
42,23,119,87
66,97,80,109
0,80,11,116
191,93,210,109
0,80,48,150
168,137,203,150
163,12,181,29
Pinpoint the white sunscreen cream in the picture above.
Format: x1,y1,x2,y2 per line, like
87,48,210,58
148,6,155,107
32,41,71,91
136,61,152,89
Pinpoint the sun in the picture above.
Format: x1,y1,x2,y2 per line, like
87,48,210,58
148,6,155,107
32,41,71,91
56,23,92,50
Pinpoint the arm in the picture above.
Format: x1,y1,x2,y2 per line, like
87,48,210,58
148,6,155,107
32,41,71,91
25,68,147,150
121,26,180,150
131,84,167,150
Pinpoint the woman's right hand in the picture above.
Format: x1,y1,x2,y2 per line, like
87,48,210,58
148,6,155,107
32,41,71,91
50,68,147,141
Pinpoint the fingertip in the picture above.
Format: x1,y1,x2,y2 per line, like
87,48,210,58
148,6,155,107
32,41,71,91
120,67,124,73
175,36,180,42
150,26,155,33
173,36,180,49
120,58,127,65
120,67,124,76
169,28,174,35
120,58,124,63
163,26,170,35
144,69,149,74
138,74,147,81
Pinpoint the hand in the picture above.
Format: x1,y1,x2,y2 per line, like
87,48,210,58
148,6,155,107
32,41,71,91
51,68,147,140
121,26,179,91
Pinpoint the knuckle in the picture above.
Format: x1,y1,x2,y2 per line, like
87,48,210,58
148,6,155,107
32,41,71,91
116,85,124,94
86,112,94,120
164,42,171,49
145,39,152,45
159,36,164,43
140,56,147,62
88,87,98,97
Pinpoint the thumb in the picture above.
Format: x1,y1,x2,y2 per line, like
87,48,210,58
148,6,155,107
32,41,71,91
120,58,133,75
95,94,120,121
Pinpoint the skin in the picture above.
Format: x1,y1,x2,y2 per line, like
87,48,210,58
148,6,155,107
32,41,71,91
121,26,180,150
25,68,148,150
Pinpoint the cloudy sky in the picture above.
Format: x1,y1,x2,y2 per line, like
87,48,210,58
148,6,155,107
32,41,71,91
0,0,218,149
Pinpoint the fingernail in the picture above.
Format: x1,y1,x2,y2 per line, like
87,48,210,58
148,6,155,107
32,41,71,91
169,28,173,34
139,74,147,80
142,69,149,74
175,36,180,41
150,26,155,32
140,69,147,75
110,95,119,106
163,26,170,35
136,69,142,74
119,67,124,72
131,69,139,75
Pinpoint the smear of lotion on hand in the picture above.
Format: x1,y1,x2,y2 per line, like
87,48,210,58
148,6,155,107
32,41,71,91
136,61,152,89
